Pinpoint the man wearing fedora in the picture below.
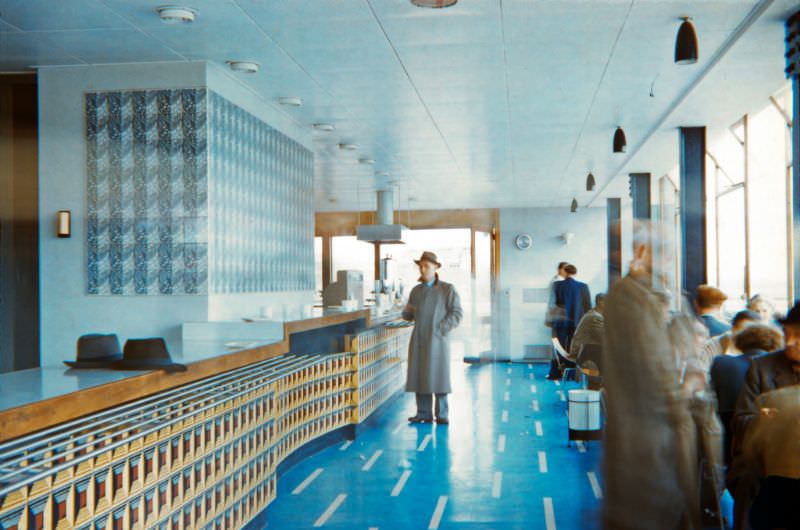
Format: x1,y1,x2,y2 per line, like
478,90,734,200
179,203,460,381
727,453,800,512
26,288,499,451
728,301,800,530
402,251,463,425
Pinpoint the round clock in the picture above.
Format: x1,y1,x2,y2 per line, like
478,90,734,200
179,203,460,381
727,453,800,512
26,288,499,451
514,233,533,250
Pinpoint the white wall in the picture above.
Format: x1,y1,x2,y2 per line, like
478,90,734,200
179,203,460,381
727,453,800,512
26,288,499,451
39,63,210,366
497,207,608,360
39,62,316,366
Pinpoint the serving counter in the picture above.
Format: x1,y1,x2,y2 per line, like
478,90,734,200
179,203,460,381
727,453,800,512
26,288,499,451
0,309,411,530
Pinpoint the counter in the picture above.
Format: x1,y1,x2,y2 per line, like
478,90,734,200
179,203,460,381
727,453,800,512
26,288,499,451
0,308,401,443
0,308,410,530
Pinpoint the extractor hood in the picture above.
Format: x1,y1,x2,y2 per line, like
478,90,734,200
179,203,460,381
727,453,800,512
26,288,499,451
356,189,408,244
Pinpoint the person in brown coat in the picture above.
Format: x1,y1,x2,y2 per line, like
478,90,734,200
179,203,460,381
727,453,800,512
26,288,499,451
602,228,699,530
728,302,800,530
402,251,463,425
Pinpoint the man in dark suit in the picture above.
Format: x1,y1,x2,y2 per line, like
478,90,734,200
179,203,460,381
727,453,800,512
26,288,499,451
548,264,591,379
729,302,800,530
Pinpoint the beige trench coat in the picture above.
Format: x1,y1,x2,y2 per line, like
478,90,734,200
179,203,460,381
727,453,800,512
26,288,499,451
402,278,463,394
602,274,699,530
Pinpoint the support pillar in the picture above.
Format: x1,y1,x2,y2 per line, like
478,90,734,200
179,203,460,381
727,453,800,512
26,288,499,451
679,127,707,298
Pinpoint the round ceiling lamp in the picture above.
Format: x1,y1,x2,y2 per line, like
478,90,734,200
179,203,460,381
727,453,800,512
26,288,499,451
278,96,303,107
674,17,698,65
338,143,358,151
156,5,197,24
312,123,335,132
411,0,458,7
359,157,375,165
225,60,259,74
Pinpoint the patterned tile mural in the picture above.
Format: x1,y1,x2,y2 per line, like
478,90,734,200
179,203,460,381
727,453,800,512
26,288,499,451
208,92,314,294
85,88,314,296
85,88,209,295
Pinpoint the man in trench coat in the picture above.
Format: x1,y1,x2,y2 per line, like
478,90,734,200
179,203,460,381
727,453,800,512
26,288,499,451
402,251,463,424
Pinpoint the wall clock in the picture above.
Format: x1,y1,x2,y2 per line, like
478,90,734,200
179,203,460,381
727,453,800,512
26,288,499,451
514,233,533,250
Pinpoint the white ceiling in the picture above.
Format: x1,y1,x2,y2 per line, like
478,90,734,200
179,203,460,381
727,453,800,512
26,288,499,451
0,0,796,211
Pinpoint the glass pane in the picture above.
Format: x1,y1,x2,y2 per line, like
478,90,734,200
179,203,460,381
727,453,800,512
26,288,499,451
717,188,747,310
747,88,791,311
314,237,322,297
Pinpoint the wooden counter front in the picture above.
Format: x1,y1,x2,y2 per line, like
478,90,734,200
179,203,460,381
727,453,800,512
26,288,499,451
0,310,375,443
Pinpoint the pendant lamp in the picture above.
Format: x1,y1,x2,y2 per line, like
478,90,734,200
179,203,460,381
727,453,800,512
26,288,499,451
586,172,596,191
570,198,578,213
675,17,698,65
613,127,627,153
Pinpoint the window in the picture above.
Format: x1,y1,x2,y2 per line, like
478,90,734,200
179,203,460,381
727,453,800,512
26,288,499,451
706,82,793,315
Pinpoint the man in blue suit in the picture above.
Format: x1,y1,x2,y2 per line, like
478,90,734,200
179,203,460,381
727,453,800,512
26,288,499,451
548,264,591,379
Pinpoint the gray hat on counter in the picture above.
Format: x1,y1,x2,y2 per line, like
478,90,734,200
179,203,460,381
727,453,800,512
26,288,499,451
112,338,187,373
64,334,123,368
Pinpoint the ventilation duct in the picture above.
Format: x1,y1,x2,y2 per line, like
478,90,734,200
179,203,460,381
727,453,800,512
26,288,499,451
356,190,408,244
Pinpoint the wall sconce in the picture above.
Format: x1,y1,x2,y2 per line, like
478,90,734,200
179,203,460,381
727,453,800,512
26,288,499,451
57,210,71,238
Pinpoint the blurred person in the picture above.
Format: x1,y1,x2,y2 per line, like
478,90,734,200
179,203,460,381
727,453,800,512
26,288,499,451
742,386,800,530
709,323,783,467
701,310,762,368
402,251,463,425
746,294,774,323
695,285,731,337
545,261,569,378
548,264,591,381
728,303,800,530
570,293,605,358
602,223,700,529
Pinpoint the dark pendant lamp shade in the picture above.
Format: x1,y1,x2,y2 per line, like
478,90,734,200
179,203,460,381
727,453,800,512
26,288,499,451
586,172,596,191
675,17,698,65
613,127,627,153
570,198,578,213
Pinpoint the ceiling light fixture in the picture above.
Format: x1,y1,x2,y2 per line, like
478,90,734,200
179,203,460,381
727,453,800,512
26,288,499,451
156,5,197,24
586,172,596,191
225,60,259,74
338,143,358,151
359,157,375,165
570,198,578,213
278,96,303,107
674,17,698,65
312,123,335,132
411,0,458,7
613,126,627,153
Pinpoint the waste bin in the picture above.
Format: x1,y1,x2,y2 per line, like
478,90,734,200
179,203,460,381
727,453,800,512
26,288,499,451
567,389,603,441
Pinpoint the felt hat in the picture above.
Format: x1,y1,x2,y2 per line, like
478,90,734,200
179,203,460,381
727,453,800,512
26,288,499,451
413,251,441,268
112,338,187,372
64,334,123,368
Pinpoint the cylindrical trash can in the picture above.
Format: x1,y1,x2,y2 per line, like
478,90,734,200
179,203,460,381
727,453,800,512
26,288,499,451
567,389,602,441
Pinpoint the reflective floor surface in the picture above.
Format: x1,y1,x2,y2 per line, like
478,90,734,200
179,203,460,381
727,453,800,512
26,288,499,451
264,361,603,529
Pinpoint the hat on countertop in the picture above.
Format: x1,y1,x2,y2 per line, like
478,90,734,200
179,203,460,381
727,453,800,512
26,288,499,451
112,338,187,373
64,334,123,368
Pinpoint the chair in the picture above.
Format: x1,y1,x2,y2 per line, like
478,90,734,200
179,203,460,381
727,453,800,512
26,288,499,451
551,337,578,385
576,343,603,390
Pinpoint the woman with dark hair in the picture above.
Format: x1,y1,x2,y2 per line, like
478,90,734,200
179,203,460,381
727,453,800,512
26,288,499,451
709,323,784,467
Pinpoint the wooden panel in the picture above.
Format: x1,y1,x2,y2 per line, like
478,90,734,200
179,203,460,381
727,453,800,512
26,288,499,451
0,311,375,443
316,208,499,236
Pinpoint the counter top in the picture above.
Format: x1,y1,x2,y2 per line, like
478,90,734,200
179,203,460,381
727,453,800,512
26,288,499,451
0,308,403,442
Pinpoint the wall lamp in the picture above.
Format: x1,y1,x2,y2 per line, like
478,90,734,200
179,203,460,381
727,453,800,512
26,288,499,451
57,210,71,238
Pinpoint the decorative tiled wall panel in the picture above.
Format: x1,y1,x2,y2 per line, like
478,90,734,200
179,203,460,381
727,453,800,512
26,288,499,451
208,92,314,294
85,89,209,295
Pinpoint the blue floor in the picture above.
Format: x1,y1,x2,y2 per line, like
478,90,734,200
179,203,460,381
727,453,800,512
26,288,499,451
263,362,603,529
